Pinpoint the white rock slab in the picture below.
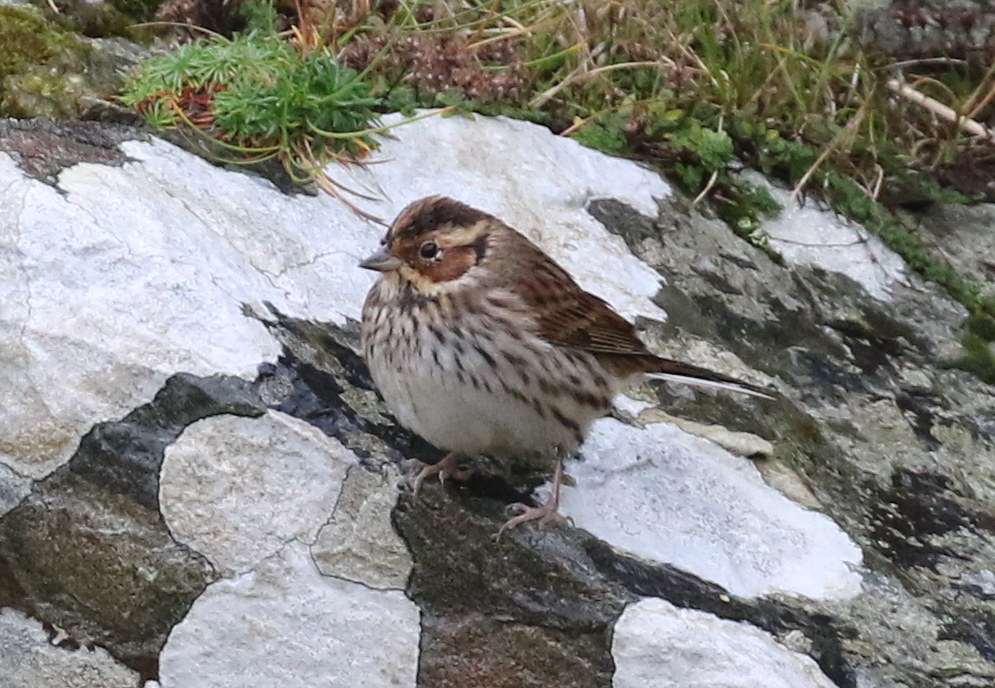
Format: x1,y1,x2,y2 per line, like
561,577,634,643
560,419,862,600
612,597,837,688
159,541,419,688
160,411,355,574
0,149,280,478
755,177,907,301
0,607,140,688
312,464,412,590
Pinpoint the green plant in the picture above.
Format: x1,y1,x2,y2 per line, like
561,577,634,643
121,29,388,210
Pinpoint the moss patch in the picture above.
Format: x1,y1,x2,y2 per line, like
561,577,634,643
0,5,94,118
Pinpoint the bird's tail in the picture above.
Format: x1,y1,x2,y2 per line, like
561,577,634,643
637,355,776,400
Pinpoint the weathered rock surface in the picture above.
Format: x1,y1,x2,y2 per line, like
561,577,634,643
161,411,354,575
562,418,861,600
158,542,420,688
1,114,994,688
613,598,837,688
0,607,141,688
312,463,412,590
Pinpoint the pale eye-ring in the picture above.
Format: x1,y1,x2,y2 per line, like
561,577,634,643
419,241,440,260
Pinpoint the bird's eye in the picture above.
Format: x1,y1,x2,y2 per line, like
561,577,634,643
419,241,440,260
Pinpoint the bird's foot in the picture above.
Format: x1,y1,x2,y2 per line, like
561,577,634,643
406,452,473,497
495,457,569,540
496,498,569,539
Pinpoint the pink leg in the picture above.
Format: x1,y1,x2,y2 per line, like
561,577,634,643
496,457,568,539
408,452,473,497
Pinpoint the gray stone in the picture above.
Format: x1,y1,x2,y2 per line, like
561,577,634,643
0,608,141,688
160,411,354,575
612,598,837,688
158,542,419,688
0,471,215,665
560,418,862,600
920,203,995,300
312,464,412,590
0,462,31,517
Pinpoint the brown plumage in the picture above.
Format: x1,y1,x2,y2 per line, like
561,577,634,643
360,195,772,534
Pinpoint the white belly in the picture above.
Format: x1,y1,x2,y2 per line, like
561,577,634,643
366,325,605,457
369,344,578,457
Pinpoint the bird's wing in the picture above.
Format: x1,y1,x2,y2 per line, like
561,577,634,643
510,250,775,399
511,256,650,356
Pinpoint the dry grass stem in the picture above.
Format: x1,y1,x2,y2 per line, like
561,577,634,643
886,78,994,140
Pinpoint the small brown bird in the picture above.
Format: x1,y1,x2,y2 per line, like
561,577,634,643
360,196,771,534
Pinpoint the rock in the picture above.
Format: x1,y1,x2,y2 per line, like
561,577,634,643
312,463,412,590
612,597,837,688
0,373,261,675
0,470,215,670
560,418,862,600
158,542,420,688
392,488,631,688
0,608,141,688
326,112,672,324
920,203,995,301
68,373,265,511
759,178,909,302
0,462,31,517
161,411,355,575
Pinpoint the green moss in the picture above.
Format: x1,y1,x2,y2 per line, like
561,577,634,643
967,313,995,342
0,5,94,118
944,334,995,385
105,0,162,23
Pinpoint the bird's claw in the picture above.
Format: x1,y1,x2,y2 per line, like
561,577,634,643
403,454,473,498
495,500,569,540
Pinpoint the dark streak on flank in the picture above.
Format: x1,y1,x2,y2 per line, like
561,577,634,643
474,344,497,369
551,407,584,446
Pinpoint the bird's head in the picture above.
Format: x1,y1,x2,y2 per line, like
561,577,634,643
359,196,496,293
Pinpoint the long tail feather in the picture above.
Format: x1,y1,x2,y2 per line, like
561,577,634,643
643,358,776,400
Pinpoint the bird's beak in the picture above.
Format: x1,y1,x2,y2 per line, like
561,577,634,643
359,245,403,272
